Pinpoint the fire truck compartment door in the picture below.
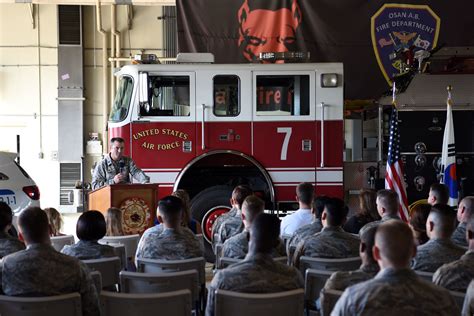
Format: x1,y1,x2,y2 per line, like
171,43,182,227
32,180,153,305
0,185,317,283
195,70,252,155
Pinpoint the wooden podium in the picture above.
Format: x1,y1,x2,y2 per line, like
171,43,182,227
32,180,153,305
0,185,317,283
88,184,158,235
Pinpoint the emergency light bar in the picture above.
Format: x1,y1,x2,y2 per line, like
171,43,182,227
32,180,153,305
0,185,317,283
258,51,310,63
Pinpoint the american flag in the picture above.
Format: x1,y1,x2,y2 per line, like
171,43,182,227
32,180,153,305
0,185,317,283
385,83,410,221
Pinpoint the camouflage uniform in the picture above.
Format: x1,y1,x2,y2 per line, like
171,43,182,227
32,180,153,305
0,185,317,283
280,208,313,237
331,267,459,316
0,231,25,259
433,250,474,292
221,229,286,259
91,154,149,190
463,280,474,316
1,243,100,316
60,240,116,260
206,253,304,316
286,220,323,261
135,226,203,261
320,262,379,314
293,226,360,267
211,207,237,252
452,222,468,248
215,211,244,246
358,214,400,237
411,238,465,272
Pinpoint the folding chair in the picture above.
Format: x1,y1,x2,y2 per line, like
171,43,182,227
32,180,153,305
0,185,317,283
450,290,466,311
120,270,199,313
83,257,121,290
136,257,206,311
414,270,434,283
51,235,75,252
99,234,140,271
299,256,361,275
0,292,82,316
304,269,334,314
214,288,304,316
100,289,192,316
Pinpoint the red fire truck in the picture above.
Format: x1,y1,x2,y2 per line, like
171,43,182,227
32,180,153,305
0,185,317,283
108,54,344,244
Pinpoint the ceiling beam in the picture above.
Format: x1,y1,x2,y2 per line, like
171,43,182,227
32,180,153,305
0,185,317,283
1,0,175,5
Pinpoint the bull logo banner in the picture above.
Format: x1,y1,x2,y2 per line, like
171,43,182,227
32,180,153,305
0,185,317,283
238,0,302,62
371,4,440,84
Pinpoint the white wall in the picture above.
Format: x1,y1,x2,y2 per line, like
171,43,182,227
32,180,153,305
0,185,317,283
0,4,166,211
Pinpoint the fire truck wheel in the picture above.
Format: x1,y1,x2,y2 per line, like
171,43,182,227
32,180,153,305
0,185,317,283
191,185,233,262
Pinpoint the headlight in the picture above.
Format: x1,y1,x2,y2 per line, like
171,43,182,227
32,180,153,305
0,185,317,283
321,73,338,87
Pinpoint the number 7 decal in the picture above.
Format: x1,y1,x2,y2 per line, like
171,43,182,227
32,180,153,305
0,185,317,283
277,127,292,160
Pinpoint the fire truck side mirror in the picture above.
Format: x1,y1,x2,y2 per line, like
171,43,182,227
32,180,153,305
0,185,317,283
139,72,149,104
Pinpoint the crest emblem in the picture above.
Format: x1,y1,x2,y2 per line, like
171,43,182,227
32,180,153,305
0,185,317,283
120,197,151,235
371,4,440,84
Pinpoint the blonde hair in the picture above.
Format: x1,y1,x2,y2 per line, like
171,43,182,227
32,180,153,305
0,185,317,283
44,207,63,236
172,189,192,225
106,207,124,236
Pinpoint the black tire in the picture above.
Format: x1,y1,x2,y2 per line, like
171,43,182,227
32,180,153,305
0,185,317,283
191,185,233,263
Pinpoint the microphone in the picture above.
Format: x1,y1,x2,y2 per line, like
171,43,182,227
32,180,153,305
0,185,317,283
119,161,125,173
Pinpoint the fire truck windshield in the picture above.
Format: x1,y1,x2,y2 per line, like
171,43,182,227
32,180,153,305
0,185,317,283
110,76,133,122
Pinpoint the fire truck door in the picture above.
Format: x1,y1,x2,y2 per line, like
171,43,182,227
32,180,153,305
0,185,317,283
130,72,196,184
252,71,316,199
195,70,252,156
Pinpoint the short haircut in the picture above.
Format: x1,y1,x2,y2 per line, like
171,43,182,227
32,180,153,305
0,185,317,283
313,196,330,219
376,220,414,266
232,185,253,209
324,197,348,227
0,202,13,231
377,189,399,215
242,195,265,224
18,207,49,243
360,226,377,260
296,182,314,205
76,210,107,241
461,196,474,217
429,204,457,236
250,213,280,253
110,137,125,144
430,183,449,205
158,195,183,224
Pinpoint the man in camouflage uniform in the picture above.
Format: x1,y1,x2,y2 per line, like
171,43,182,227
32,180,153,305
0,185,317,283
452,196,474,248
427,183,449,206
319,226,379,314
61,210,115,260
206,214,303,316
135,196,203,262
0,207,99,316
411,204,465,272
92,137,149,190
221,196,285,260
286,196,329,262
292,198,360,268
280,182,315,237
0,202,25,258
359,189,400,237
463,280,474,316
213,185,253,249
433,216,474,292
332,220,459,316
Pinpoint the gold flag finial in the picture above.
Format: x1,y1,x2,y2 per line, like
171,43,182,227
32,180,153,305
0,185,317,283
447,85,452,92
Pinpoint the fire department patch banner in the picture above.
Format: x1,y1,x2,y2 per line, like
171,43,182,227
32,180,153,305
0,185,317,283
176,0,474,100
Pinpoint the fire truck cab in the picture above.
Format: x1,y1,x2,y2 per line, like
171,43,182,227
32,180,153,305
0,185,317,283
108,55,344,243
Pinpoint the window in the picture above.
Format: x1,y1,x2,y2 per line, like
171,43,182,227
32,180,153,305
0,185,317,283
213,75,240,116
256,75,309,116
110,76,133,122
140,76,190,117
